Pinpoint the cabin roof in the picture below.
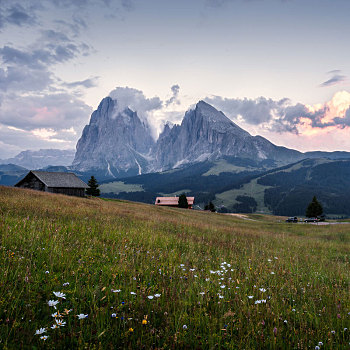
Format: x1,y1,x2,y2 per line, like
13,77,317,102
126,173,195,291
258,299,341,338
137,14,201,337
16,171,89,188
155,196,195,205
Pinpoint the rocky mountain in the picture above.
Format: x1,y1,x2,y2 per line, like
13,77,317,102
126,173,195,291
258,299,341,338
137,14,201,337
0,149,75,169
72,97,155,178
71,97,350,179
153,101,303,170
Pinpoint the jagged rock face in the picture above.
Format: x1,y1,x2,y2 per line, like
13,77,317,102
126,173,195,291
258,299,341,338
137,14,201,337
73,97,155,177
73,98,306,178
154,101,302,169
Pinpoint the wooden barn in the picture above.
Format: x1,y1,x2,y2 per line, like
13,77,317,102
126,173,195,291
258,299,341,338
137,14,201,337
15,171,88,197
155,196,195,209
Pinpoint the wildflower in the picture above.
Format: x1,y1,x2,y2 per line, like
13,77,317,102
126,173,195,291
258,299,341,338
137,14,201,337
47,300,59,309
219,295,224,299
318,342,323,346
51,324,58,329
51,312,60,318
55,319,66,327
267,259,272,262
53,292,66,299
270,272,275,275
63,282,69,286
142,319,147,325
344,328,348,331
284,320,288,324
130,292,136,295
248,296,254,299
129,328,134,332
35,328,47,335
331,330,335,334
111,313,117,318
111,289,121,293
45,271,50,274
77,314,88,319
40,335,49,340
147,296,154,299
183,325,188,330
220,285,226,289
154,293,161,298
292,309,296,312
315,346,320,350
63,308,72,315
259,288,266,293
200,292,205,295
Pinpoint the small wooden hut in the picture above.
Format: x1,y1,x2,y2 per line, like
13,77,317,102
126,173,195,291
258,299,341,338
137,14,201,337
155,196,195,209
14,171,88,197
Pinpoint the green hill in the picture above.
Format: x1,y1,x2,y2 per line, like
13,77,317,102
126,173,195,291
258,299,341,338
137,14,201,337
0,186,349,348
99,157,350,217
100,156,275,207
215,158,350,216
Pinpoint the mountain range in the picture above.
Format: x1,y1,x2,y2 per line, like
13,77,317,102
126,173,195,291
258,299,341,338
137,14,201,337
0,149,75,169
71,97,350,178
2,96,350,216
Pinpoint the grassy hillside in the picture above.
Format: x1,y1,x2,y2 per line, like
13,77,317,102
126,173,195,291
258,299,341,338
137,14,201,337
214,158,350,216
0,187,349,349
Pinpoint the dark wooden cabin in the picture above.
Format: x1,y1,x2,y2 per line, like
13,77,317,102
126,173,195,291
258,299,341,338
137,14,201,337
15,171,88,197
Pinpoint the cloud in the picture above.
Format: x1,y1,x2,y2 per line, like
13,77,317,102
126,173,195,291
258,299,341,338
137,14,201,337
108,86,187,139
320,70,347,87
62,77,99,89
109,86,163,121
0,125,75,158
165,85,180,106
0,93,92,130
0,3,38,29
0,65,53,93
204,94,343,134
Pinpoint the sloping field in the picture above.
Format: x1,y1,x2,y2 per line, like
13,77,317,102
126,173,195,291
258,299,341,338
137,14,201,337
0,186,349,349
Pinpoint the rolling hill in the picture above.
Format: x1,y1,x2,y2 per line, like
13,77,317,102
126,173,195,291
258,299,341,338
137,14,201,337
100,157,350,217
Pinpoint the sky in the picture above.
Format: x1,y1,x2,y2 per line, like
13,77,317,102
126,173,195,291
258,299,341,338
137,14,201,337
1,0,350,158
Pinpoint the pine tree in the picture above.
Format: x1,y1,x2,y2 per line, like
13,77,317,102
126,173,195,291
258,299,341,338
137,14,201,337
178,193,188,208
204,201,216,212
306,196,323,218
86,176,100,197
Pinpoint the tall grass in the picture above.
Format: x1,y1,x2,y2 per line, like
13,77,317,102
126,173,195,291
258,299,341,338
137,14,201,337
0,186,349,349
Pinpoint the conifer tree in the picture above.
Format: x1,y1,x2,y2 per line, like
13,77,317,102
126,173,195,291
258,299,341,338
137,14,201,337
204,201,216,212
306,196,323,218
178,193,188,208
86,176,100,196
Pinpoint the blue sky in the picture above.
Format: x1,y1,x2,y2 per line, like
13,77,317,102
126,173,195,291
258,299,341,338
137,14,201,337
1,0,350,158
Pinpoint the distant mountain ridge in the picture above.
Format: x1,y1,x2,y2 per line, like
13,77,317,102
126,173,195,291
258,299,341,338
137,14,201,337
0,149,75,169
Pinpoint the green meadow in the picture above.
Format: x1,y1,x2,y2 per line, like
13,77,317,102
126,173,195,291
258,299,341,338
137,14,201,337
0,186,349,349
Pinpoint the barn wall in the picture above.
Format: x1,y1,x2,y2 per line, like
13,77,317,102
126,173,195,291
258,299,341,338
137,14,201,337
48,187,85,197
17,174,45,191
